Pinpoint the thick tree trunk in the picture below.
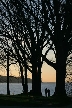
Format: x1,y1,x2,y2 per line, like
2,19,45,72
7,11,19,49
32,59,42,95
37,58,42,96
32,60,37,95
32,49,38,95
55,48,67,96
37,48,42,96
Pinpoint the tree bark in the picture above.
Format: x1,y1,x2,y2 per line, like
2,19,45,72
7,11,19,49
32,49,38,95
37,58,42,96
55,47,67,96
37,47,42,96
32,60,37,95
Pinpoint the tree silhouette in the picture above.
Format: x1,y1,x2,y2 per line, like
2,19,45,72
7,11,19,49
15,0,72,96
1,0,72,96
21,0,72,95
1,0,54,95
41,0,72,95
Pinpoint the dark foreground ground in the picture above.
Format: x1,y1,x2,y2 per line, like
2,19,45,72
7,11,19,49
0,104,72,108
0,94,71,108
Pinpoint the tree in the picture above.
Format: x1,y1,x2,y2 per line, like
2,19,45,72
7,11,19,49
22,0,72,96
0,34,28,93
18,0,72,96
1,0,72,96
0,0,54,95
41,0,72,95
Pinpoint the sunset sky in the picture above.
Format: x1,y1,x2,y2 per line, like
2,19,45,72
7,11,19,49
0,49,56,82
0,63,56,82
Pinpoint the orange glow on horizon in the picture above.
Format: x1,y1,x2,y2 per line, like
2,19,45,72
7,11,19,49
0,63,56,82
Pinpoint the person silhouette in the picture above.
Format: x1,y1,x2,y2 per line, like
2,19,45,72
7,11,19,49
45,88,47,97
47,89,50,97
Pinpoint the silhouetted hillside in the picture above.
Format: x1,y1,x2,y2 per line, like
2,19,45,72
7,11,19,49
0,75,32,83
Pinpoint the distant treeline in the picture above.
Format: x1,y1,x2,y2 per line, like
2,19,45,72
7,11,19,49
0,75,32,83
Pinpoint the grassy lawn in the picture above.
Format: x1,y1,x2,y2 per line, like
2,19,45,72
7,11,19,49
0,94,71,106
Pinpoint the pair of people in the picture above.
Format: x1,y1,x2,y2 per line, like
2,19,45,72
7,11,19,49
45,88,50,97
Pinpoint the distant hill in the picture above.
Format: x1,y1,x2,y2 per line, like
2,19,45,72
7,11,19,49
0,75,32,83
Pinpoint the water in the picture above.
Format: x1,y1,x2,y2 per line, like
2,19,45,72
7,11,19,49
0,83,56,96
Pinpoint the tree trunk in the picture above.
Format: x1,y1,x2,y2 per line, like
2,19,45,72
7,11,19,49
32,50,38,95
20,65,25,93
37,48,42,96
7,54,9,95
24,65,28,93
55,48,67,96
37,58,42,96
32,61,37,95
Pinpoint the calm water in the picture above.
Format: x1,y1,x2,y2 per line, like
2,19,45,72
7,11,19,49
0,83,56,96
